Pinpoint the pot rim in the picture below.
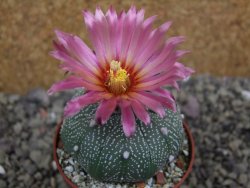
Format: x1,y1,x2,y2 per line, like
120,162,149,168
174,121,195,188
53,120,195,188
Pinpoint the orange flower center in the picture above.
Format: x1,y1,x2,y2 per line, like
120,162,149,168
106,60,130,95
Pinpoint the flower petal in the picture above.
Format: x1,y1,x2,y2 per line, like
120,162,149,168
95,98,117,124
125,16,156,73
131,21,172,74
48,76,85,95
151,50,190,73
131,100,150,125
50,50,101,85
64,91,110,117
54,30,100,75
124,9,145,68
135,62,193,90
95,8,113,62
145,50,190,78
120,100,136,137
153,88,175,101
128,92,165,118
83,10,110,68
118,6,138,63
134,42,176,80
141,91,176,112
135,40,188,81
106,6,118,60
166,36,186,45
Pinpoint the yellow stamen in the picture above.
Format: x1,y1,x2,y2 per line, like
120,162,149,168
106,60,130,95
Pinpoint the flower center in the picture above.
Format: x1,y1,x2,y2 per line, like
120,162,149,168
106,60,130,95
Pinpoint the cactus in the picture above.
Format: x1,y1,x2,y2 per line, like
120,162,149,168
60,91,184,183
48,5,193,184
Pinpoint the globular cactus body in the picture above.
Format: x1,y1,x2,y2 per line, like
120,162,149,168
61,94,184,183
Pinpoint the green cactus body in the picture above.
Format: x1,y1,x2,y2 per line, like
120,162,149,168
61,95,184,183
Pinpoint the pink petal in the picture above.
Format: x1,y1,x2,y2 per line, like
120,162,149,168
153,88,175,101
52,40,68,54
120,100,136,137
159,21,172,32
115,11,126,60
138,68,184,86
135,37,187,80
124,9,145,67
67,36,99,71
174,62,195,75
166,36,186,45
48,76,85,95
106,7,118,59
106,8,117,24
131,21,172,74
125,15,157,70
54,30,100,74
64,91,105,117
143,52,193,81
95,8,113,62
135,42,176,79
50,50,101,84
128,92,165,118
82,10,95,28
83,10,111,67
48,75,104,95
143,15,157,28
54,29,71,47
95,98,117,124
135,62,193,90
135,8,145,23
118,6,138,63
131,100,150,125
176,50,191,58
142,91,176,112
135,75,182,91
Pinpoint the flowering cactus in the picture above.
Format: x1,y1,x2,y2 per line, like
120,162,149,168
49,6,193,183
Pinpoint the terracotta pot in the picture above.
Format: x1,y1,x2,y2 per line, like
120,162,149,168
53,121,195,188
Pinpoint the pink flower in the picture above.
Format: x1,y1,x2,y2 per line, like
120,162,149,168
48,6,194,137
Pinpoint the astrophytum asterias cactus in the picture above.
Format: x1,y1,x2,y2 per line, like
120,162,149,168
49,6,193,183
60,91,184,182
